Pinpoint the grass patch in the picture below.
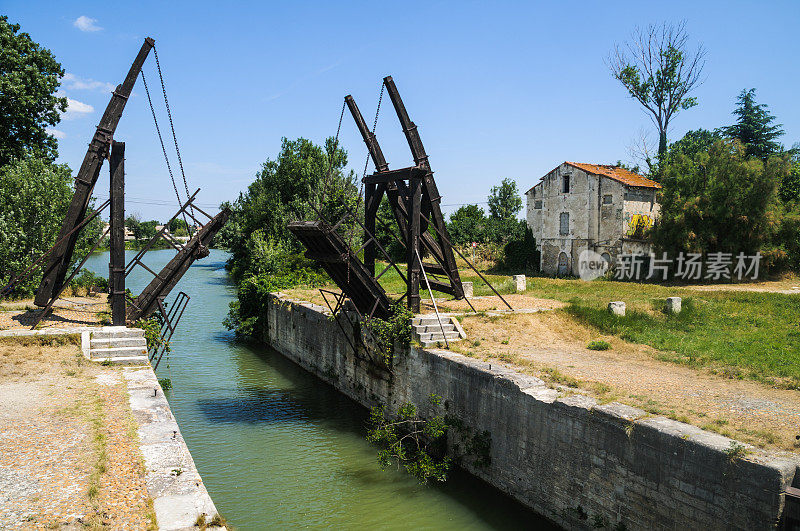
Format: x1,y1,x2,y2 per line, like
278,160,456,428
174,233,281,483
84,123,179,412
586,340,611,351
0,333,80,347
373,261,516,300
541,367,581,388
558,288,800,386
85,396,109,507
724,441,749,463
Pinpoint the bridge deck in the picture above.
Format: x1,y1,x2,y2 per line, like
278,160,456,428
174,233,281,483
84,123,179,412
287,221,392,320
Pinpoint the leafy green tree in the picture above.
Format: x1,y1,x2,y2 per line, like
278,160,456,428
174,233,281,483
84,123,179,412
0,16,67,166
224,137,358,283
168,218,188,236
649,129,723,180
652,139,786,257
213,201,237,250
373,198,405,262
487,178,523,221
0,157,102,297
667,129,720,160
609,21,705,159
139,220,159,241
125,215,142,240
779,148,800,204
447,204,488,246
500,227,539,273
718,88,785,160
486,178,524,244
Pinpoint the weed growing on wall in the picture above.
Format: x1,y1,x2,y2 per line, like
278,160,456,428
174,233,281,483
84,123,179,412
132,316,168,354
362,304,413,366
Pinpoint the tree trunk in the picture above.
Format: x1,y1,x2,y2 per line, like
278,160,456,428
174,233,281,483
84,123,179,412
658,129,668,158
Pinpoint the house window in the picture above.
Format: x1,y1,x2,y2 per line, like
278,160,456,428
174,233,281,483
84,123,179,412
603,194,613,205
559,212,569,235
534,200,542,209
562,175,570,194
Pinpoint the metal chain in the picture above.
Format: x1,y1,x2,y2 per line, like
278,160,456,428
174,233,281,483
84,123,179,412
348,83,385,263
153,46,195,235
141,71,186,220
361,83,384,181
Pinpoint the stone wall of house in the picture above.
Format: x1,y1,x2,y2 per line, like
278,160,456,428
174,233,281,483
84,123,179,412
526,164,660,274
265,294,799,530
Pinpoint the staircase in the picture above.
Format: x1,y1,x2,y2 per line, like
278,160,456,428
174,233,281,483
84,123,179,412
83,326,149,365
411,315,466,348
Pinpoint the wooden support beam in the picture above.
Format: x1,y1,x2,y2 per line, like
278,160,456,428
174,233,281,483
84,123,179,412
363,167,426,184
407,176,422,313
35,38,155,307
304,252,348,263
109,141,126,326
383,75,464,299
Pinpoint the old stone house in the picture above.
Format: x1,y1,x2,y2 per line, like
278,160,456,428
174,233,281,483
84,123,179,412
525,162,661,276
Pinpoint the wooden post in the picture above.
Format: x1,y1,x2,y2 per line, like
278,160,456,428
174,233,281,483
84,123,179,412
109,141,126,326
407,176,422,313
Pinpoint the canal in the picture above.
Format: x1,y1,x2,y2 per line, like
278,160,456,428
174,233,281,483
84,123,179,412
85,249,554,529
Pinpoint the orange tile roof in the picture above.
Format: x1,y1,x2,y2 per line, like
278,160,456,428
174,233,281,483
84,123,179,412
526,162,662,193
564,162,662,189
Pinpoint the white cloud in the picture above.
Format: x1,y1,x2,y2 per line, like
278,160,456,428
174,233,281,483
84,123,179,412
73,16,102,32
62,98,94,120
62,73,114,92
46,128,66,139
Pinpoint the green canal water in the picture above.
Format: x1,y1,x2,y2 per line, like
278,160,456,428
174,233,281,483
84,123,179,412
85,249,554,530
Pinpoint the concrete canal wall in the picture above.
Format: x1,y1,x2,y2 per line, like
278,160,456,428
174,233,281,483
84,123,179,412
264,293,799,530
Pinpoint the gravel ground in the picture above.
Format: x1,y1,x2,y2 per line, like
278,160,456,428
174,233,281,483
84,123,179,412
0,337,153,529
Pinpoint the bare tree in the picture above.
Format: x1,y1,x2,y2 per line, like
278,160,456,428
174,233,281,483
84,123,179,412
627,127,657,173
609,21,705,160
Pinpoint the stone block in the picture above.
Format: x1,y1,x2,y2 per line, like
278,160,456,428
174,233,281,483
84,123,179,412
462,281,474,298
513,275,526,292
608,301,626,316
666,297,682,314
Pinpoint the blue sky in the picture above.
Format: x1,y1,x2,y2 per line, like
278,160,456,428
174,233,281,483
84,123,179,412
4,1,799,221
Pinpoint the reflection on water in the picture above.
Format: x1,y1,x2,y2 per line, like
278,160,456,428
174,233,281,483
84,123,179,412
84,249,555,530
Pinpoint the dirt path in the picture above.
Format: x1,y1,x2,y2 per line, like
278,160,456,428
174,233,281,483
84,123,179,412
0,336,154,529
0,294,109,331
451,311,800,452
684,278,800,295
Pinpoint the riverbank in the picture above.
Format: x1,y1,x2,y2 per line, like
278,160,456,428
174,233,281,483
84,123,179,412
264,292,800,530
0,329,223,529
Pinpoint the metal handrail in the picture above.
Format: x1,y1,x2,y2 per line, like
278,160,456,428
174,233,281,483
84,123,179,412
416,248,449,348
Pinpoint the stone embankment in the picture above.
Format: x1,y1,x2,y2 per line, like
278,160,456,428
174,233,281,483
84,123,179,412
264,293,800,530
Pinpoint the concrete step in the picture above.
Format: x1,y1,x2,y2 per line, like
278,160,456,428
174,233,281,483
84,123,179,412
411,316,452,326
417,331,461,342
420,337,463,348
90,337,147,349
413,324,455,334
91,355,150,366
91,327,144,340
90,345,148,359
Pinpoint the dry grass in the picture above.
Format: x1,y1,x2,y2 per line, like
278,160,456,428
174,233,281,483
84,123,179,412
0,294,110,331
0,335,154,528
446,310,800,452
